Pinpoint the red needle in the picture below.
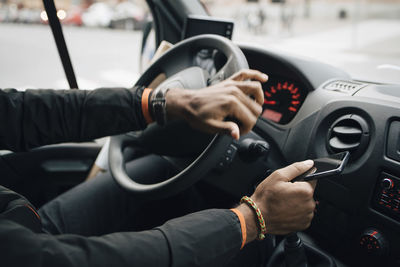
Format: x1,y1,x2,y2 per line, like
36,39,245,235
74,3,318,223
264,100,277,105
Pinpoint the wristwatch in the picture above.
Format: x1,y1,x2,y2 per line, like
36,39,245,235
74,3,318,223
150,86,170,126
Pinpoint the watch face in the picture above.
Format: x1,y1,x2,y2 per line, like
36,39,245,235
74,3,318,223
152,99,167,125
155,90,164,98
150,87,168,125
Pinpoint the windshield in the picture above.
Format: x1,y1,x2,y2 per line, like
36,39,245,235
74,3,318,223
0,0,147,90
2,0,399,89
205,0,400,84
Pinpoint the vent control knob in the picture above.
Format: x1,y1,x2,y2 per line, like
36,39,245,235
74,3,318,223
360,228,388,257
327,114,369,160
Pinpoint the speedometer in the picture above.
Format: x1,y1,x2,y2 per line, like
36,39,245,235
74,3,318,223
261,80,306,124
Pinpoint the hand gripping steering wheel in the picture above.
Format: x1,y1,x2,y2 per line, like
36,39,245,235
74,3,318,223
109,34,249,199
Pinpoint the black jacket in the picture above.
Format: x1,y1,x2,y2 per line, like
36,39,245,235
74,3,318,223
0,88,242,267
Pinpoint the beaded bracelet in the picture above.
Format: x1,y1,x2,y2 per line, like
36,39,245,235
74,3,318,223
240,196,267,240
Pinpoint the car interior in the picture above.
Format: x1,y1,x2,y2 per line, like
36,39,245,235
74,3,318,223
1,0,400,266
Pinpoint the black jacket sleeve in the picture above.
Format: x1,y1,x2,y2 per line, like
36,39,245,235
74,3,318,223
1,208,242,267
0,88,245,266
0,87,146,152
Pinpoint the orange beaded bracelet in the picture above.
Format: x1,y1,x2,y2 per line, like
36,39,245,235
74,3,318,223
240,196,267,240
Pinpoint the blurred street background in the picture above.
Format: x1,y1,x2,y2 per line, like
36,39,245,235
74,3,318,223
1,0,400,90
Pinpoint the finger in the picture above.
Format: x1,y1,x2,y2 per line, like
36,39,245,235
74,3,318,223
232,81,264,106
230,69,269,82
228,86,262,116
289,181,315,199
272,160,314,182
303,212,315,228
230,69,269,83
228,98,258,135
205,119,240,140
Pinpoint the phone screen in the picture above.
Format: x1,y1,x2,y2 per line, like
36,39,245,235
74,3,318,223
294,151,350,182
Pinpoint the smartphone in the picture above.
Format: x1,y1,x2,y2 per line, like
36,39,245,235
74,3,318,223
293,151,350,182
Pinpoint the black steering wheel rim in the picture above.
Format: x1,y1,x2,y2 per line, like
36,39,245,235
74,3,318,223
109,34,249,199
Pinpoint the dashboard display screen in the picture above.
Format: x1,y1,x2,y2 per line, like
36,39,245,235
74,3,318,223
262,109,283,123
261,77,307,124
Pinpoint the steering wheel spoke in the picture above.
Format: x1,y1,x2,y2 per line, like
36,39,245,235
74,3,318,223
209,55,237,85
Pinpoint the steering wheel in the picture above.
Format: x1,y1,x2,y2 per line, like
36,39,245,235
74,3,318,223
108,34,249,199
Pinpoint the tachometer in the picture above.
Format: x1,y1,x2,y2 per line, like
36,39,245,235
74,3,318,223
261,80,306,124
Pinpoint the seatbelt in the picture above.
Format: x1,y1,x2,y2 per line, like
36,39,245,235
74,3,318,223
42,0,78,89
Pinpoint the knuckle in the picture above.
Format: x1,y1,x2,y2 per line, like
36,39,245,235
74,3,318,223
304,219,312,229
307,213,315,223
298,216,313,230
253,69,262,75
257,104,263,115
230,86,241,96
239,69,248,75
225,80,235,87
303,202,316,215
273,170,283,179
250,80,261,87
226,95,236,104
309,200,316,211
228,98,240,111
245,81,257,90
229,95,239,106
220,80,229,86
292,162,305,174
239,70,250,79
222,124,233,132
249,115,257,126
300,185,314,198
222,96,236,110
305,185,315,198
252,103,262,115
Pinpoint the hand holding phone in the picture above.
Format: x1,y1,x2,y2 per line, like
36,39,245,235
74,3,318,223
293,151,350,182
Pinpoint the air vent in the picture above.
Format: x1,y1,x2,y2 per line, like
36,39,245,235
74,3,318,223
323,80,367,94
327,114,369,159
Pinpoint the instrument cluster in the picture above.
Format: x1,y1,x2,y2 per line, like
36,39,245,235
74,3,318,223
261,76,307,124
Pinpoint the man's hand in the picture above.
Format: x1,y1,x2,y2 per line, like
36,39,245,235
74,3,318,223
237,160,317,243
165,69,268,140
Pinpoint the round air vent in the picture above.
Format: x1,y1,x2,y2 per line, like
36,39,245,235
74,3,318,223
327,114,369,159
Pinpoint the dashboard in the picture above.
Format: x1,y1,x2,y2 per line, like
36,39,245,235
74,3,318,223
205,44,400,267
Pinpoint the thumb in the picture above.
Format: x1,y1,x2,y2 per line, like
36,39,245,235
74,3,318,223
273,160,314,182
207,119,240,140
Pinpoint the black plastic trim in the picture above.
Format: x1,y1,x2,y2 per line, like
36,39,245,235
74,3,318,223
42,0,78,89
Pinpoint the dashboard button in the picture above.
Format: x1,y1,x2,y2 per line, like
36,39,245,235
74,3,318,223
381,178,394,190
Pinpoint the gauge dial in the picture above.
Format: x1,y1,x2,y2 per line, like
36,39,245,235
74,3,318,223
261,80,306,124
